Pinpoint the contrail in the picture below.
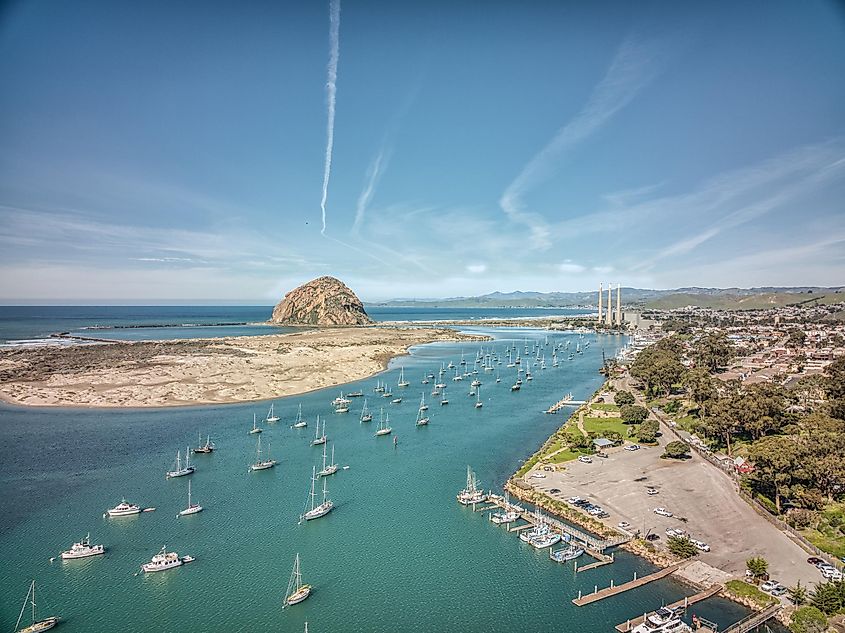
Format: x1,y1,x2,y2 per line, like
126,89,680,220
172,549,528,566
320,0,341,235
353,145,390,234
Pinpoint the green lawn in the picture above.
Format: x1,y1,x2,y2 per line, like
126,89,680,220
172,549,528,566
675,414,698,432
591,403,620,413
801,503,845,559
724,580,777,608
582,416,634,437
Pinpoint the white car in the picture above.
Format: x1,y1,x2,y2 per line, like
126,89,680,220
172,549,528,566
821,567,843,581
691,539,710,552
578,456,593,464
646,488,659,496
530,472,546,479
618,521,631,529
760,580,779,592
624,444,640,451
566,496,582,505
665,528,685,537
653,507,673,517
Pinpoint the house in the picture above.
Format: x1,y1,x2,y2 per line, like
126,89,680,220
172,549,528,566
734,456,754,474
593,438,614,451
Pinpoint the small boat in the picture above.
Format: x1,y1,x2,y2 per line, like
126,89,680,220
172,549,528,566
59,533,105,560
391,397,402,404
317,442,338,477
334,403,349,413
511,382,521,391
292,403,307,428
346,390,363,397
415,408,429,427
300,466,333,521
474,389,483,409
311,417,327,446
14,581,59,633
249,413,263,435
250,435,277,471
397,367,409,388
373,380,385,393
496,373,501,383
471,379,481,387
332,392,351,407
490,510,519,524
141,545,191,573
360,399,373,423
375,409,392,436
419,393,428,412
283,553,311,607
192,433,215,454
550,545,584,562
456,466,487,505
265,403,280,423
106,498,141,517
177,480,203,516
440,388,449,405
166,448,195,479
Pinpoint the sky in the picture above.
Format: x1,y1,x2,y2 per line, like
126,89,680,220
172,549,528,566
1,0,844,303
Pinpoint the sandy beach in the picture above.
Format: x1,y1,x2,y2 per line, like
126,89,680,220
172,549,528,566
0,326,486,408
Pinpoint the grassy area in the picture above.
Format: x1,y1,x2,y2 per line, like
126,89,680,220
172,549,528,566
675,414,698,433
801,503,845,559
547,449,582,464
582,416,635,438
591,403,620,412
724,580,777,608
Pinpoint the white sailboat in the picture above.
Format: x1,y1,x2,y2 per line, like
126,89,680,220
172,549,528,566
14,581,59,633
311,416,327,446
300,466,333,522
192,432,214,454
249,413,263,434
283,553,312,607
456,466,487,505
266,403,280,423
177,480,203,516
415,407,429,426
292,403,307,428
250,435,277,471
166,448,195,479
375,409,392,436
418,393,428,411
318,442,338,476
359,399,373,423
397,367,409,387
475,388,483,409
440,387,449,405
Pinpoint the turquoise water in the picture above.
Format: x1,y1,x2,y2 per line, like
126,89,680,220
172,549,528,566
0,328,754,631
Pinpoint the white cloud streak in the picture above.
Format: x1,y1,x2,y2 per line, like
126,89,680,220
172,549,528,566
353,145,390,234
319,0,341,235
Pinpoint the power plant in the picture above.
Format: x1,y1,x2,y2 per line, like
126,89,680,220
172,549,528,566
597,283,623,326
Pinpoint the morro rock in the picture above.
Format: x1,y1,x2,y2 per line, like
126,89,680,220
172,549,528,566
270,276,374,326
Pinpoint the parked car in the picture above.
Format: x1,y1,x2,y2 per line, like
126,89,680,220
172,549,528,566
653,507,673,517
549,488,561,494
578,456,593,464
807,557,823,566
624,444,640,451
665,528,685,537
618,521,631,529
821,567,843,581
760,580,778,592
595,452,608,459
770,586,787,597
646,488,659,496
645,533,660,541
567,496,582,505
690,539,710,552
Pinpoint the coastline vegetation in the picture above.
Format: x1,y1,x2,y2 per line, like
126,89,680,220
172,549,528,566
724,580,778,608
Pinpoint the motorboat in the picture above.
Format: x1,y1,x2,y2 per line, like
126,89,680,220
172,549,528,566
59,533,105,560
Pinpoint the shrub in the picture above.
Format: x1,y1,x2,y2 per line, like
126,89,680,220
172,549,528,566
746,556,768,579
662,441,691,460
667,536,697,558
638,419,659,443
614,391,635,406
620,404,648,424
786,509,819,530
789,605,828,633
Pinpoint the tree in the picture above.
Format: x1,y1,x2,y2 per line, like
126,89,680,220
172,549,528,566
702,399,740,456
789,606,828,633
824,357,845,421
746,556,769,580
682,368,717,416
662,441,691,460
788,580,808,606
614,391,635,406
638,418,659,444
747,435,801,514
667,536,697,558
786,328,807,349
620,404,648,424
810,580,845,615
692,331,734,372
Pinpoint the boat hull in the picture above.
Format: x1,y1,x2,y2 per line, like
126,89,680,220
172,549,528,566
285,585,311,606
303,502,333,521
18,617,59,633
251,461,276,471
61,546,105,559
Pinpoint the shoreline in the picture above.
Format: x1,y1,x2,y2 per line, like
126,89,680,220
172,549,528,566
0,325,489,409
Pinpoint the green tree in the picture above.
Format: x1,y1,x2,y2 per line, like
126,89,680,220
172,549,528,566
662,441,691,460
789,606,828,633
824,357,845,421
702,398,740,456
637,418,659,443
810,580,845,615
747,435,802,514
692,331,734,372
788,580,808,606
786,328,807,350
620,404,649,424
682,368,717,416
614,390,635,406
746,556,769,580
667,536,697,558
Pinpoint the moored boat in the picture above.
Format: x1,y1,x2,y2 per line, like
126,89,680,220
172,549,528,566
105,498,141,517
14,581,59,633
300,466,333,522
456,466,487,505
59,533,104,560
141,546,192,573
550,545,584,562
177,480,203,516
166,448,195,479
283,553,311,607
250,435,277,471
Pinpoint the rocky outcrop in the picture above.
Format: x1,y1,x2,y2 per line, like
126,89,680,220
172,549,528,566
270,276,373,326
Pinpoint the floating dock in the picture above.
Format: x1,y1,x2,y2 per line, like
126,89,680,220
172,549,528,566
545,393,587,413
572,563,687,606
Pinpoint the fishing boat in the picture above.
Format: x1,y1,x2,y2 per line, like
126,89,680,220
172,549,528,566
631,608,692,633
192,433,215,454
317,442,338,476
375,410,392,436
490,509,519,524
346,390,363,397
519,523,561,549
249,413,263,435
283,553,311,607
311,416,327,446
14,581,59,633
360,399,373,422
177,480,203,516
549,545,584,562
166,448,195,479
300,466,333,521
59,533,104,560
397,367,409,388
250,435,277,471
141,546,193,573
105,498,141,517
334,401,349,413
415,407,429,427
265,403,280,423
456,466,487,505
419,393,428,411
292,404,307,428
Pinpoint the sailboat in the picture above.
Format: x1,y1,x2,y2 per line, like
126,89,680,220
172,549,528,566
318,442,338,476
250,435,277,471
440,387,449,405
14,581,59,633
419,393,429,412
249,413,263,435
375,408,392,436
166,448,195,478
360,399,373,423
415,407,429,427
266,403,280,423
397,367,409,387
192,432,215,454
311,416,326,446
475,388,483,409
300,466,333,521
496,372,501,383
283,553,311,607
177,480,203,516
292,403,307,428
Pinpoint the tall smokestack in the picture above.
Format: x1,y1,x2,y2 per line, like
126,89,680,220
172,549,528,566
616,284,622,326
605,284,612,326
598,283,603,324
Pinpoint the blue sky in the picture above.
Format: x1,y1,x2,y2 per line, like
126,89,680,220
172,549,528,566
1,0,844,302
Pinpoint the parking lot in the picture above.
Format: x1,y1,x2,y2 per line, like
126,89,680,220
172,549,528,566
526,437,822,589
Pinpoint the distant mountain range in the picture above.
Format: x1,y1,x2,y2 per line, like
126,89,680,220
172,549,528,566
368,287,844,310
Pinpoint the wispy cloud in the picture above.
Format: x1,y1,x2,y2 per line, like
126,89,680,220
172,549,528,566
319,0,341,235
353,145,391,234
500,36,664,249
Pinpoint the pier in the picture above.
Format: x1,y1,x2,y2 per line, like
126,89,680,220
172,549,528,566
614,584,723,631
575,548,613,572
572,563,687,606
545,393,587,413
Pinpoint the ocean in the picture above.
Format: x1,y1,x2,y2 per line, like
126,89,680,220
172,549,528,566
0,313,764,632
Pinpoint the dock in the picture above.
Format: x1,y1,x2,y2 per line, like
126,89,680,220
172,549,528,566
572,563,686,606
575,548,614,572
545,393,587,413
614,584,723,631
